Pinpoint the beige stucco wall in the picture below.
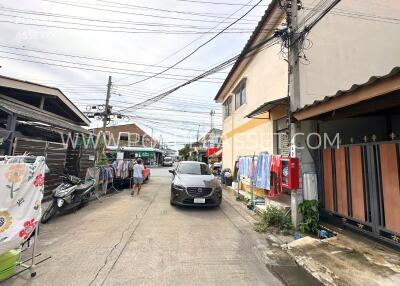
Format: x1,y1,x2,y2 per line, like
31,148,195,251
222,120,275,171
298,0,400,108
220,32,288,170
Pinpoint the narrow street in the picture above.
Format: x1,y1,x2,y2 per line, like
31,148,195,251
4,167,293,286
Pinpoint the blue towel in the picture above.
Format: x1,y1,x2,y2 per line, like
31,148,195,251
254,153,271,190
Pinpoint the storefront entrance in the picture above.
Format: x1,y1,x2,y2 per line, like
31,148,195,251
320,141,400,246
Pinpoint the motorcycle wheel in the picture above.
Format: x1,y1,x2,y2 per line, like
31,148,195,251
41,202,57,224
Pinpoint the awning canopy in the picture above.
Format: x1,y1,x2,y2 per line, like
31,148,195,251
245,97,288,118
0,97,90,134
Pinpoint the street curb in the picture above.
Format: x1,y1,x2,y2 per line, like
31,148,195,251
222,185,327,286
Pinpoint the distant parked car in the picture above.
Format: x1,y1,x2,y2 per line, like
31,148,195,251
169,161,222,207
163,156,173,167
211,162,222,175
142,166,150,182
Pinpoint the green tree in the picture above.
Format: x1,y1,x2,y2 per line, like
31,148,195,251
179,144,190,159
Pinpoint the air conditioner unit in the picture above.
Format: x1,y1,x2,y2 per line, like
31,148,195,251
303,173,318,201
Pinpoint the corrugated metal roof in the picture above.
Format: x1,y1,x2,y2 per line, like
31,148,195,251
214,0,281,101
0,74,90,126
0,97,90,134
294,67,400,114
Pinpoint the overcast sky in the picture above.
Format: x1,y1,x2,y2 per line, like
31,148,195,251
0,0,269,149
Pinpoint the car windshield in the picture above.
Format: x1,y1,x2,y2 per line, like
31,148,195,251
177,163,212,175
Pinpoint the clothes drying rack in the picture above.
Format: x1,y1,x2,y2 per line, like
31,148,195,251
0,154,52,281
236,153,258,209
95,164,120,195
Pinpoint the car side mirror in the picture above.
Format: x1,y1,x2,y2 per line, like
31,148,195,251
169,169,175,174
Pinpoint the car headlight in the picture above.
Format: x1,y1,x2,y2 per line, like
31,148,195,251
173,184,185,191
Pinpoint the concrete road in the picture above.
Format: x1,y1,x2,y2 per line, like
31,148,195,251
4,167,286,286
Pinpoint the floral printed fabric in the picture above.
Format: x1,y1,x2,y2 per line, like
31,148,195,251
0,156,45,255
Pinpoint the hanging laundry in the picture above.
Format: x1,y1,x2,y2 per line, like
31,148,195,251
254,152,271,190
249,157,255,179
238,157,246,178
0,156,46,255
268,155,282,197
238,156,254,179
233,160,239,180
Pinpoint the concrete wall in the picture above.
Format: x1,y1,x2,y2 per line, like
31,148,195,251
299,0,400,108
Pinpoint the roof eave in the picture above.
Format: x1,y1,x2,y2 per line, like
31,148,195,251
214,0,282,102
0,75,91,126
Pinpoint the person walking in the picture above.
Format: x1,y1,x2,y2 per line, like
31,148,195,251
131,158,144,196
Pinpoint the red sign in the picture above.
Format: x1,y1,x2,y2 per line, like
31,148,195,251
205,148,221,157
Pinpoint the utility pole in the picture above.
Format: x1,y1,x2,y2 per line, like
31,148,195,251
151,128,154,147
102,76,112,139
196,125,200,143
285,0,341,227
288,0,301,113
287,0,302,228
210,109,215,130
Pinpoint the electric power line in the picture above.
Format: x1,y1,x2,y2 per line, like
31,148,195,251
118,32,281,111
175,0,266,6
119,0,264,86
0,43,228,74
40,0,260,24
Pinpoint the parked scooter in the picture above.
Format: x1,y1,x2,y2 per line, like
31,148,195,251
41,175,96,223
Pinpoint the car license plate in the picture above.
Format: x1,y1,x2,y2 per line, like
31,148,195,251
194,198,205,204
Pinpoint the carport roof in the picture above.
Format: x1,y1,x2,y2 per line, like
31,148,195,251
0,96,90,134
0,75,90,126
293,67,400,121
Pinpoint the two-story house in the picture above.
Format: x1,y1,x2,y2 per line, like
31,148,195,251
215,0,400,241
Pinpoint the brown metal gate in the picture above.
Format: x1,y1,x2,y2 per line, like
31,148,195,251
320,141,400,246
13,137,67,198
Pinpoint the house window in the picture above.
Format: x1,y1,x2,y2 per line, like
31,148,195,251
119,132,129,141
223,96,232,119
234,80,246,110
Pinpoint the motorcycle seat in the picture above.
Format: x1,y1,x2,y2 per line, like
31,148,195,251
75,180,95,192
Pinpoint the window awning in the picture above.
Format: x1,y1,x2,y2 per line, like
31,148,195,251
245,97,288,118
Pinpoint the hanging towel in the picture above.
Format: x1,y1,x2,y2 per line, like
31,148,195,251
254,153,271,190
238,157,245,178
248,157,255,179
268,155,282,197
0,157,45,255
